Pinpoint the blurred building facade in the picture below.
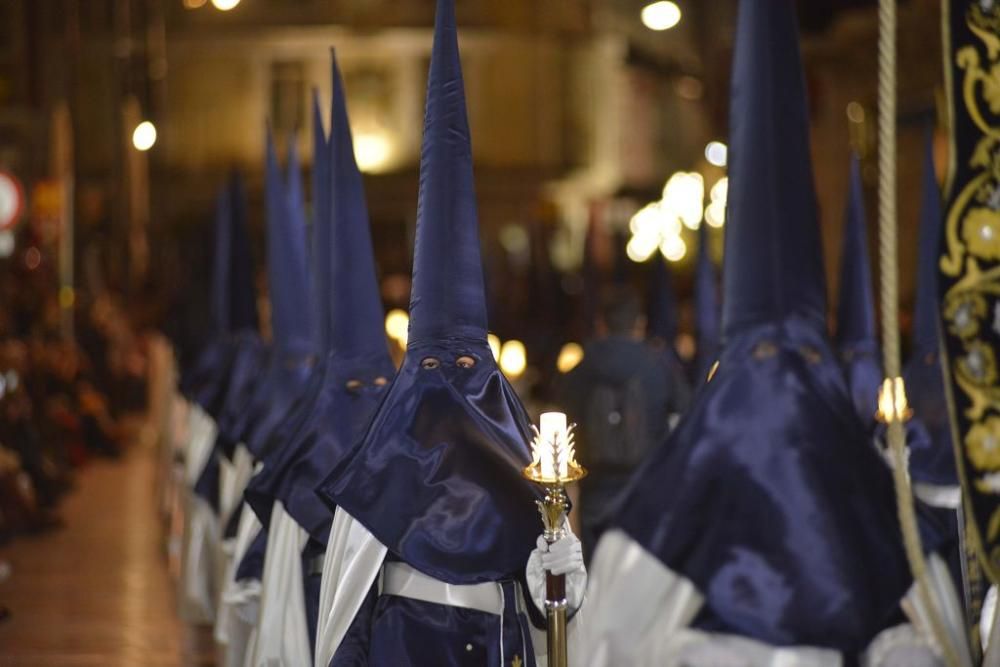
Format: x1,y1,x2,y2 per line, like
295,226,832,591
0,0,950,353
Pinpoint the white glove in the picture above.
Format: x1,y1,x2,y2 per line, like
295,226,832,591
525,524,587,615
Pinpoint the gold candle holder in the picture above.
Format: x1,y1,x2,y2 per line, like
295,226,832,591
522,412,586,667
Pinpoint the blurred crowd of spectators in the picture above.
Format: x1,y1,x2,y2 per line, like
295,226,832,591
0,238,152,579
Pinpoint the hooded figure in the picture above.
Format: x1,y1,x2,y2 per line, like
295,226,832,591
210,127,321,663
313,2,587,665
180,174,262,418
835,156,882,429
905,132,959,493
693,223,720,382
179,174,264,624
236,54,396,666
201,130,317,535
581,1,968,664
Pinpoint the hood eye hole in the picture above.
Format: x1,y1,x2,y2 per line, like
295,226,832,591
345,379,364,392
456,355,476,369
373,376,388,387
420,357,440,370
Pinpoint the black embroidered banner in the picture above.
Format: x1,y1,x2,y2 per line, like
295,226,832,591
940,0,1000,584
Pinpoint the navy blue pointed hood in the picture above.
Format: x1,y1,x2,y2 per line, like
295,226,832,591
694,224,720,379
210,185,233,335
228,172,259,333
406,0,487,344
316,0,542,585
835,157,877,349
721,0,826,340
244,53,396,546
904,131,958,486
181,180,247,409
647,256,679,345
217,130,319,463
311,86,332,351
328,55,392,364
835,156,882,426
265,129,316,358
610,0,913,652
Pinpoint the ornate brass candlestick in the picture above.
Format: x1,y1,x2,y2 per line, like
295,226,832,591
522,412,586,667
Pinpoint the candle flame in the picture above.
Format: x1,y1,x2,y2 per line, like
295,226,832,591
525,417,585,484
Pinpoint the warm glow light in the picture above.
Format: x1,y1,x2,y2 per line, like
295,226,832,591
626,234,658,263
662,171,704,230
660,234,687,262
499,339,527,379
846,101,865,124
539,412,567,480
132,121,157,151
705,176,728,228
354,132,392,173
705,141,727,167
488,333,501,361
211,0,240,10
384,309,409,346
183,0,207,8
59,286,75,309
641,1,681,31
556,342,584,374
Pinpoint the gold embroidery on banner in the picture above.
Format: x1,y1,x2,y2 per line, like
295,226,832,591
943,3,1000,514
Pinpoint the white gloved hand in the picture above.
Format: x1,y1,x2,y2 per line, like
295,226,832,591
525,524,587,615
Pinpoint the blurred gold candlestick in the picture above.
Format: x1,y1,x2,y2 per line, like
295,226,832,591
522,412,586,667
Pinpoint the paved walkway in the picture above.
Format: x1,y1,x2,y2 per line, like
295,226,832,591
0,445,213,666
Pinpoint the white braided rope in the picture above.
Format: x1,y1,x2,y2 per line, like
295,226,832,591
876,1,958,664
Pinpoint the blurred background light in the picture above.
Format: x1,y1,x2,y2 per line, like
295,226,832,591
488,333,501,361
132,121,157,151
641,1,682,31
353,132,392,173
556,342,584,374
384,309,409,347
705,141,727,167
0,231,14,258
499,339,526,379
210,0,241,10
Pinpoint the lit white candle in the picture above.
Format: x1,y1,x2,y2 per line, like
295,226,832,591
539,412,567,481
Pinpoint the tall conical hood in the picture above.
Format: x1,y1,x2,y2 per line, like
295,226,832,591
227,172,259,333
407,0,488,343
721,0,826,338
311,87,331,351
913,132,942,357
694,224,720,374
328,52,391,361
835,156,877,349
647,256,678,344
264,129,315,355
211,184,233,335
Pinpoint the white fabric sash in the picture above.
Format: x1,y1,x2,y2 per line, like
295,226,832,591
251,501,311,667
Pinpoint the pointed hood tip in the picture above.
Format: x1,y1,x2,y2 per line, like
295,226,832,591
327,55,392,363
264,124,315,356
406,0,488,344
721,0,826,339
227,169,259,334
835,154,877,349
